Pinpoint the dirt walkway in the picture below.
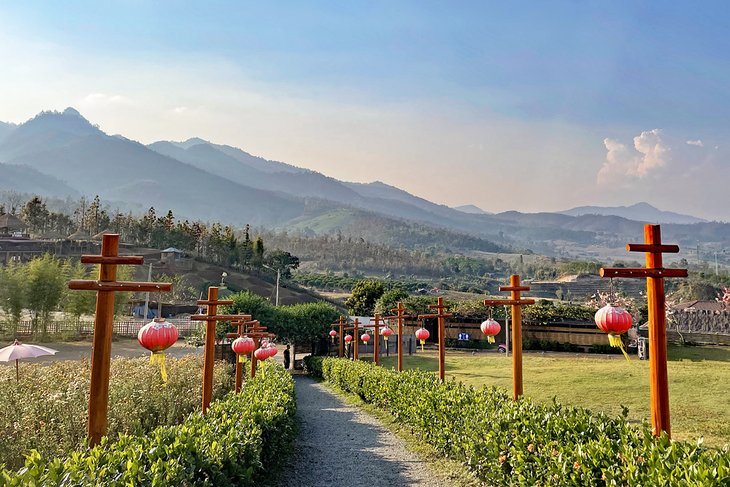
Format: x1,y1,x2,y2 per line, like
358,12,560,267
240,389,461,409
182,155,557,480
277,376,454,487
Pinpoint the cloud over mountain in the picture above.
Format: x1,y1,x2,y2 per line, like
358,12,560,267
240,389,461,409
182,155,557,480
598,129,669,185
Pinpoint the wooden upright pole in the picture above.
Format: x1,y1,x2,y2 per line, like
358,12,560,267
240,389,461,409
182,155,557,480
344,318,360,361
645,225,670,435
483,275,534,400
418,298,452,382
385,302,411,372
87,235,118,446
600,224,687,438
202,287,218,411
225,316,253,393
510,276,524,398
190,289,237,413
68,234,172,446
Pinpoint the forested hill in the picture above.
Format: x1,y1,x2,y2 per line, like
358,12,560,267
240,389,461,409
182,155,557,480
0,108,727,258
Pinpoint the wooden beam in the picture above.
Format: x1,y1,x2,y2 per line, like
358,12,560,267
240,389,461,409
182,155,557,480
626,243,680,253
80,255,145,265
599,268,688,279
68,280,172,293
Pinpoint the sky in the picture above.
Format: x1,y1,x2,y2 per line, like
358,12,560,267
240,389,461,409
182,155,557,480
0,1,728,221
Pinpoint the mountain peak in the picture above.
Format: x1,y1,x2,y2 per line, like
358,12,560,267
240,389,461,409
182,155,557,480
62,107,82,117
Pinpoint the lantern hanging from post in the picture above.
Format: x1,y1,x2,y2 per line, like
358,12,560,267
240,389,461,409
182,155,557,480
415,327,430,351
231,336,255,362
480,318,501,344
381,326,393,342
254,346,269,361
344,334,353,343
138,318,179,382
329,329,337,343
361,332,371,345
594,304,632,360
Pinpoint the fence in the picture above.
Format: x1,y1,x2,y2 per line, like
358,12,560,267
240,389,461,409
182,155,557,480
5,318,201,339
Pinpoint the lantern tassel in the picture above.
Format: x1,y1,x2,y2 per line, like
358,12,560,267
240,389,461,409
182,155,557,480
420,339,425,351
150,352,169,382
238,354,246,363
487,336,495,344
608,334,630,361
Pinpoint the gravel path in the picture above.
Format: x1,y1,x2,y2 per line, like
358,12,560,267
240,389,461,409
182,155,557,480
277,376,455,487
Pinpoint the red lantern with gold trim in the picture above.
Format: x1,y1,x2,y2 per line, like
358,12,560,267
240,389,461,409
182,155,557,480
594,304,633,360
232,336,255,362
415,327,430,351
138,318,179,382
480,318,501,344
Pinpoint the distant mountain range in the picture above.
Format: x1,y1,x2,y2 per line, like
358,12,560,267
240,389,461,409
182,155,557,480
0,108,727,256
560,202,706,225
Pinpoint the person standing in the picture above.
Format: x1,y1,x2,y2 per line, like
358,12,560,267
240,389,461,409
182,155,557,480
283,345,291,369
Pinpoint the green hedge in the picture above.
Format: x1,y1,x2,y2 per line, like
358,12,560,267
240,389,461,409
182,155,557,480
0,355,233,470
0,365,296,486
313,357,729,486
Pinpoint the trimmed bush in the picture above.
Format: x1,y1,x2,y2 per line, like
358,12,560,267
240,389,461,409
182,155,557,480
0,364,296,486
318,358,729,486
0,355,233,470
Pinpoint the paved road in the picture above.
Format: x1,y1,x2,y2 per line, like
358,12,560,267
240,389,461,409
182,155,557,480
277,376,454,487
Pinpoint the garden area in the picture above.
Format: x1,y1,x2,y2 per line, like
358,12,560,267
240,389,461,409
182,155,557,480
0,356,296,485
375,346,730,448
307,356,730,485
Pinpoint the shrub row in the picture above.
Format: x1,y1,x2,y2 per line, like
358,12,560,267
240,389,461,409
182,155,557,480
0,355,233,470
0,364,296,486
312,357,729,486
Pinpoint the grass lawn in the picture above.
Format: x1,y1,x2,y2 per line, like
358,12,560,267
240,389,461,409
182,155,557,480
374,345,730,447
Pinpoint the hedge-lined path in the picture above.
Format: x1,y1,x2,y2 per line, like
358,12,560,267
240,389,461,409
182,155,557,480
278,376,455,487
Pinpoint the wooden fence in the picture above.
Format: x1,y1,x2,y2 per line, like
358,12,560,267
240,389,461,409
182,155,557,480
6,319,201,339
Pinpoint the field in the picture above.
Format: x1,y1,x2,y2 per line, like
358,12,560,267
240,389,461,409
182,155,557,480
377,345,730,447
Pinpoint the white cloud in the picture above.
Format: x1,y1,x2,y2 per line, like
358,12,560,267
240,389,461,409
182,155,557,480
82,93,133,106
686,139,704,147
597,129,669,185
172,106,188,114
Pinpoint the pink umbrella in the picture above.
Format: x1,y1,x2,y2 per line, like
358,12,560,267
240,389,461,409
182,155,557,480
0,340,58,382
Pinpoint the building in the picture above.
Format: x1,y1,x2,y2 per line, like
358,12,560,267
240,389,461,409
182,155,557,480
0,214,27,237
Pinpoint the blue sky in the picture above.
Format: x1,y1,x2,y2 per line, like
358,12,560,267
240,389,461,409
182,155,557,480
1,1,728,219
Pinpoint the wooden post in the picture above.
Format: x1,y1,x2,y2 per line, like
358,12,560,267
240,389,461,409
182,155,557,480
331,316,347,357
68,234,172,446
483,275,535,400
600,224,687,438
224,315,253,393
190,288,239,414
239,320,274,378
384,302,412,372
418,297,453,382
369,313,387,366
343,318,360,361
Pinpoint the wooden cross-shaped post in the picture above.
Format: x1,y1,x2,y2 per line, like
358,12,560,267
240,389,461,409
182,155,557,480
243,320,275,378
68,234,172,446
331,315,347,357
483,275,535,400
384,302,413,372
600,224,687,438
190,287,238,414
369,313,387,366
224,315,253,393
343,318,361,361
418,297,453,382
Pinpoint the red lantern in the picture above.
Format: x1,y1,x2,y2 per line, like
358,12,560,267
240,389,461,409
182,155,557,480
232,336,255,362
344,334,353,343
254,347,269,361
329,329,337,343
138,318,179,382
268,344,278,357
361,332,371,345
381,327,393,341
480,318,501,344
594,304,633,359
415,327,430,351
